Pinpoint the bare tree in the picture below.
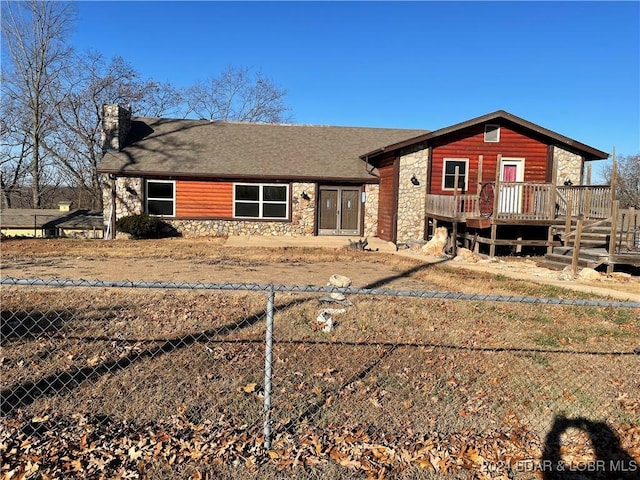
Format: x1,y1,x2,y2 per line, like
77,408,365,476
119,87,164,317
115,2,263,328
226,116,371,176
43,53,153,209
184,66,291,123
603,153,640,208
136,81,184,118
1,0,75,207
0,95,31,208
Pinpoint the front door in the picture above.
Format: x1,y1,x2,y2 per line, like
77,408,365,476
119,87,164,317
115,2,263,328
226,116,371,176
498,158,524,214
318,187,361,235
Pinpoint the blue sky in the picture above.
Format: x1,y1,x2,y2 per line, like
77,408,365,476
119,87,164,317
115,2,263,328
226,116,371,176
72,1,639,177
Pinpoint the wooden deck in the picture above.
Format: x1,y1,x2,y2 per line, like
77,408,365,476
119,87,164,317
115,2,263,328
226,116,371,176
426,183,613,223
423,182,640,265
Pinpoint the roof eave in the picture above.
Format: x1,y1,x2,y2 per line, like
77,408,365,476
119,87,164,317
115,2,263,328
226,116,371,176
97,168,381,184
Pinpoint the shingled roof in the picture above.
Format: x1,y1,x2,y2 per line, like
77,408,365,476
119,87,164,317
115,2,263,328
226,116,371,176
98,118,428,182
0,209,103,229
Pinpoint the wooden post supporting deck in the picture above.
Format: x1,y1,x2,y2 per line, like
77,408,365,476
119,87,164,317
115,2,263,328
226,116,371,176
625,207,636,249
489,155,501,257
452,166,460,256
549,149,558,220
606,156,618,275
547,226,555,254
584,189,592,220
571,219,583,276
607,200,619,275
565,199,574,235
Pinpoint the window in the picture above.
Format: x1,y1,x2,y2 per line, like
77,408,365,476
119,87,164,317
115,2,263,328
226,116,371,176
234,183,288,219
442,159,468,191
484,124,500,142
146,180,175,216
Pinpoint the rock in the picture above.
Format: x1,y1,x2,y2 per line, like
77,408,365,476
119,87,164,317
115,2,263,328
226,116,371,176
329,292,347,301
558,266,575,281
578,268,602,281
422,227,448,256
610,272,631,281
408,239,427,251
316,310,337,332
329,274,352,288
453,247,478,263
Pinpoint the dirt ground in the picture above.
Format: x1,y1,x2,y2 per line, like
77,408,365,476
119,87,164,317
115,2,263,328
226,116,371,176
0,237,639,301
0,255,436,292
0,238,432,291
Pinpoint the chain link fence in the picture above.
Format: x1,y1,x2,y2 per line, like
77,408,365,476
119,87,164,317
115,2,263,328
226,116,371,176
1,277,639,479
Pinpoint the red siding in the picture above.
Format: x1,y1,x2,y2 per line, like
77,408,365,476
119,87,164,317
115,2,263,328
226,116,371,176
430,124,549,195
176,181,233,217
377,156,397,242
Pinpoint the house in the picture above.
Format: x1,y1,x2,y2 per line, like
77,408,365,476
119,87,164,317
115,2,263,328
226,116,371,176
361,110,610,255
98,104,426,238
0,202,104,238
98,105,613,256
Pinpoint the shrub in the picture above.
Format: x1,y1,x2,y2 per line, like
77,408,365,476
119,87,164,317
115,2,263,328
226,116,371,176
115,214,178,239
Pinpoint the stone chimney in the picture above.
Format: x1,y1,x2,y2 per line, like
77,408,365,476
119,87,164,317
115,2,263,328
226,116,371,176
101,104,132,152
58,201,72,212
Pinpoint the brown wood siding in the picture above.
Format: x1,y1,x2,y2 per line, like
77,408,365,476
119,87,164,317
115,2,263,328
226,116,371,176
430,124,549,195
376,155,397,242
175,181,233,217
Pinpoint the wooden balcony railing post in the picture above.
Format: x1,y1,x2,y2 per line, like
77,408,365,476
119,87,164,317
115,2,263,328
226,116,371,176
571,219,583,276
625,207,636,249
493,155,501,218
565,198,573,235
607,200,619,275
452,166,460,255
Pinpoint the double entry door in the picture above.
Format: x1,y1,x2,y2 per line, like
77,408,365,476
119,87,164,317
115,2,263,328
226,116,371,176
318,186,361,235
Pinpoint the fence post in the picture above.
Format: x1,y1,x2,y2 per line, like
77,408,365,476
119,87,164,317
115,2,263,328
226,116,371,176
263,284,275,450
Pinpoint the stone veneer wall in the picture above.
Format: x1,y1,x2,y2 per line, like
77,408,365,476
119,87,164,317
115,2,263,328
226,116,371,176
554,146,583,185
103,178,318,237
363,184,379,238
395,146,428,244
101,175,143,226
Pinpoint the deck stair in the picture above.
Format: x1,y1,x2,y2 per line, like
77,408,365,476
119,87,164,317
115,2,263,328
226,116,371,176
561,220,611,249
539,219,612,271
539,246,609,271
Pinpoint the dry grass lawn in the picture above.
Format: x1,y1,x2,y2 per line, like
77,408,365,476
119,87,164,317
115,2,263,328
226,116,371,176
1,238,639,479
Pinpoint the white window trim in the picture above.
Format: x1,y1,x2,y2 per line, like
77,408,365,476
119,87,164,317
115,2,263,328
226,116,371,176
233,183,289,219
484,124,500,143
145,179,176,217
442,158,469,192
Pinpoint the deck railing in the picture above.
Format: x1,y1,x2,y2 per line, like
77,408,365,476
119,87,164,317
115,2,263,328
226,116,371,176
556,185,611,219
426,193,479,220
426,184,612,222
494,182,554,220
